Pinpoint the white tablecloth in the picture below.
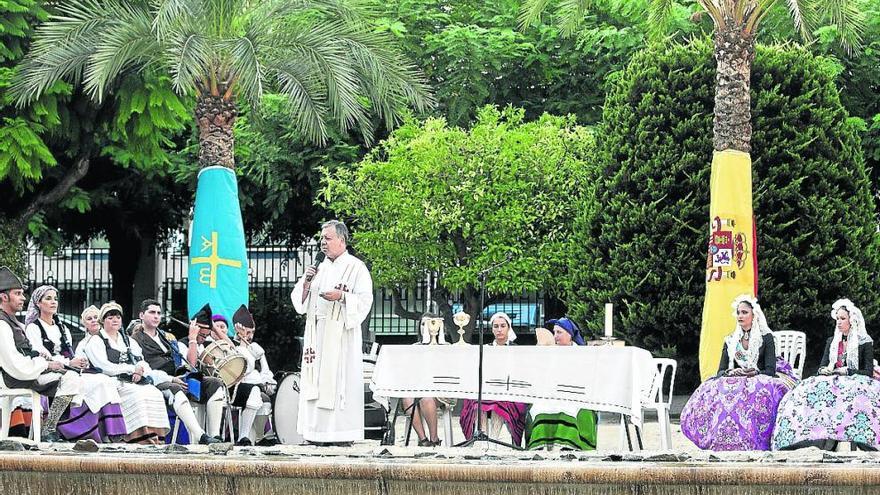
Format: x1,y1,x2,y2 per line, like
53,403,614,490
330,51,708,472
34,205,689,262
369,345,655,424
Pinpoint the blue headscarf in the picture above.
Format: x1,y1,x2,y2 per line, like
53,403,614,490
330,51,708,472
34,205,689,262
546,317,585,346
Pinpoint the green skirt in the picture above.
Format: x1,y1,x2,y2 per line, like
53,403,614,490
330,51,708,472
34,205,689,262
526,409,598,451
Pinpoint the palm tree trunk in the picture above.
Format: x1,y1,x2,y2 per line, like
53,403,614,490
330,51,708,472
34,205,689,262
195,95,237,169
713,27,755,153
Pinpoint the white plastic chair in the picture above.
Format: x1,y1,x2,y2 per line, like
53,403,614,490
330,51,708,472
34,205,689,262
617,357,677,451
0,376,41,441
774,331,806,379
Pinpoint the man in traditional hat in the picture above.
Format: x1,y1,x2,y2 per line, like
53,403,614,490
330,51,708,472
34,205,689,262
0,266,79,442
291,220,373,446
132,299,225,443
232,304,277,446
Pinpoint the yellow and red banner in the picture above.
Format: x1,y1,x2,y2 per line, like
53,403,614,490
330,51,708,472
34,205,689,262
699,150,758,381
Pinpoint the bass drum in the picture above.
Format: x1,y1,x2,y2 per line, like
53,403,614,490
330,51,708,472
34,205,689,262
273,372,302,445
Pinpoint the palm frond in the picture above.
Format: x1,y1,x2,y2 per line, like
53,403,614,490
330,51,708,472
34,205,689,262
151,0,201,40
270,22,368,137
647,0,676,40
266,58,331,145
165,28,212,96
81,3,158,101
222,29,264,105
518,0,556,30
557,0,594,36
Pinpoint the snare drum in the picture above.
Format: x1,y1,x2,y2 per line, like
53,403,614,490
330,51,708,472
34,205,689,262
198,340,247,387
273,372,302,445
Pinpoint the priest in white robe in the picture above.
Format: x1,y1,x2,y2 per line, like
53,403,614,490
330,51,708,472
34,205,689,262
291,220,373,445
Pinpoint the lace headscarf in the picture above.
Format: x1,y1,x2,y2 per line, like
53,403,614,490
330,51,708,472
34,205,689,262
827,299,872,370
724,295,773,370
25,284,58,326
489,312,517,344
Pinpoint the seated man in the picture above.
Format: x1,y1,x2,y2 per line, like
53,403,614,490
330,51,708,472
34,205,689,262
131,299,224,444
231,305,278,446
0,266,80,442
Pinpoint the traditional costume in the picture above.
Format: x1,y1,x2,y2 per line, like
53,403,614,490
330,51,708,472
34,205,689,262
291,249,373,443
772,299,880,450
131,303,223,445
525,318,598,451
231,305,276,444
82,302,170,443
0,267,80,441
681,295,795,451
23,286,126,442
460,312,528,447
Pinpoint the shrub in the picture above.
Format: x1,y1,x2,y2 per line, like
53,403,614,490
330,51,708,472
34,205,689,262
567,40,880,389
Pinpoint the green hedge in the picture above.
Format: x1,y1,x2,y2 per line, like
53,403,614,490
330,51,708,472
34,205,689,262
566,40,880,389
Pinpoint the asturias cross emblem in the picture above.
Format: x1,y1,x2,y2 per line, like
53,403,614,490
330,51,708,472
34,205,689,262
191,231,243,288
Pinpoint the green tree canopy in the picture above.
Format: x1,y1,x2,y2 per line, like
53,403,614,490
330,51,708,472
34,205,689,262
567,41,880,387
322,105,595,335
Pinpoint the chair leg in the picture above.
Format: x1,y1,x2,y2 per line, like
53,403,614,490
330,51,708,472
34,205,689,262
658,406,671,450
442,409,453,446
30,393,41,442
0,397,11,440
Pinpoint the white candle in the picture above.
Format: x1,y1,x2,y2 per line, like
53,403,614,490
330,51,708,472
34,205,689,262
604,303,613,338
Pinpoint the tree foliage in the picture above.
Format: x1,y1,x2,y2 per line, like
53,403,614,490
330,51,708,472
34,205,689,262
13,0,433,147
567,41,880,387
323,106,595,334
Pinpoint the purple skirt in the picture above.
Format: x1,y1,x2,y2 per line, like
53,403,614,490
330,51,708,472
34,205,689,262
772,374,880,450
460,399,528,446
681,363,794,451
57,403,127,443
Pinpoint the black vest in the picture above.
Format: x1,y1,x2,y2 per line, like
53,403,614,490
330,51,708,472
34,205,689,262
32,317,73,359
0,311,39,358
131,330,177,375
99,331,142,365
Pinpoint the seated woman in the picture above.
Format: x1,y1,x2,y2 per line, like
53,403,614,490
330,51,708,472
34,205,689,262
459,312,528,447
24,286,126,443
525,317,598,451
681,295,794,451
772,299,880,451
83,302,171,444
402,315,450,447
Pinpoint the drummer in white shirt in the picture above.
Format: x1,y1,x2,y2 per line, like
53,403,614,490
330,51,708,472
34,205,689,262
181,304,266,446
231,304,278,446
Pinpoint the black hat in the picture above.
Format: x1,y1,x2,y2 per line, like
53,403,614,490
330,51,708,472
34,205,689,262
0,266,26,292
232,304,255,328
192,303,212,326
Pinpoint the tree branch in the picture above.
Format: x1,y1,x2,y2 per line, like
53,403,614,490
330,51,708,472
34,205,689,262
17,156,90,227
391,286,424,321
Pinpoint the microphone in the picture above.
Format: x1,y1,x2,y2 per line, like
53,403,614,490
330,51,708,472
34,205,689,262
306,252,326,282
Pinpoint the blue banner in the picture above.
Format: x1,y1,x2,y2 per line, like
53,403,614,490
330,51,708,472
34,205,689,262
188,166,248,333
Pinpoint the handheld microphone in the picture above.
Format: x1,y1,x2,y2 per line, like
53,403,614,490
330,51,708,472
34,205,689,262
306,252,326,282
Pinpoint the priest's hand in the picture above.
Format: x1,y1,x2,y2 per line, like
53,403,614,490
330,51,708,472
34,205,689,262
320,289,344,302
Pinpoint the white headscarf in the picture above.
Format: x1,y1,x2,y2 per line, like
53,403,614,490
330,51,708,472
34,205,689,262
827,299,872,370
724,294,772,370
25,285,58,326
489,312,516,344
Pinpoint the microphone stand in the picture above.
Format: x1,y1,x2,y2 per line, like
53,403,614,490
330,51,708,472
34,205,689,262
456,254,521,450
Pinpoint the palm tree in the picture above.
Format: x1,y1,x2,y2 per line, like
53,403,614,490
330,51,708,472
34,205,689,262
519,0,864,153
12,0,434,169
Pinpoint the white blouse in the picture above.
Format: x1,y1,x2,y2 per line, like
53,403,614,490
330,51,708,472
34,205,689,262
83,329,152,377
25,320,73,365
